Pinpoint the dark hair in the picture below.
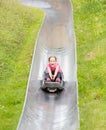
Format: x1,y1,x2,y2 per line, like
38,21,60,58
48,56,57,62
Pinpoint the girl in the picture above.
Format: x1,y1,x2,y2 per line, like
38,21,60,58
44,56,63,82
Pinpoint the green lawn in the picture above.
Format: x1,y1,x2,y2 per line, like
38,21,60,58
0,0,44,129
0,0,106,130
72,0,106,129
77,38,106,130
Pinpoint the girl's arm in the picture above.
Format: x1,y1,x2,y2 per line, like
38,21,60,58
47,67,52,79
53,65,59,79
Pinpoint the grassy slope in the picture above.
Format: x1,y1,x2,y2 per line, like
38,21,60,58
0,0,106,130
0,0,44,130
72,0,106,130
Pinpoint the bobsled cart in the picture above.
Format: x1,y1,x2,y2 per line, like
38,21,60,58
41,72,64,93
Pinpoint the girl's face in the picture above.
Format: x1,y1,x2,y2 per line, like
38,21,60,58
49,57,56,67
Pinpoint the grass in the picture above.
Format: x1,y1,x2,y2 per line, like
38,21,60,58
0,0,44,129
72,0,106,129
0,0,106,130
72,0,106,44
77,38,106,130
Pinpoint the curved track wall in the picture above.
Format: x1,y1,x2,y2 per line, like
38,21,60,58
17,0,79,130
